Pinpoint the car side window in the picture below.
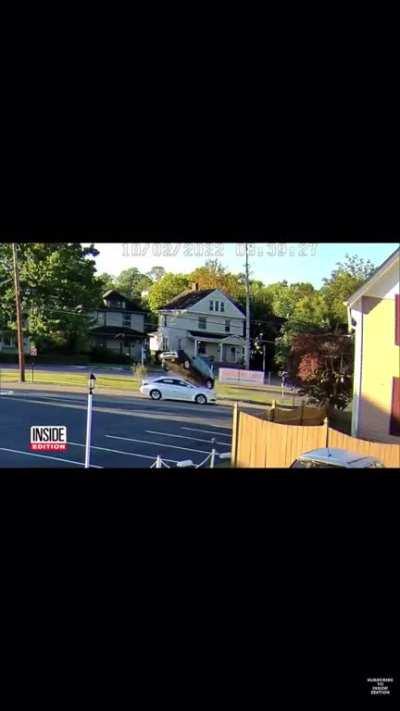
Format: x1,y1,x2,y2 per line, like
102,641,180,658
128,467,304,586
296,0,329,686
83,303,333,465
161,379,175,384
174,380,188,387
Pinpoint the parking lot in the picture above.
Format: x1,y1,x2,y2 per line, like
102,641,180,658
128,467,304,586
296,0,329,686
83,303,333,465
0,390,234,468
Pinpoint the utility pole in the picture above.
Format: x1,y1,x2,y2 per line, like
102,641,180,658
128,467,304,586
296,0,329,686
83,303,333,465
244,242,251,370
12,243,25,383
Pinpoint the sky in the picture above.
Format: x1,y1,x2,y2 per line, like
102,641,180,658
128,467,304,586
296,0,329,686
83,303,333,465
83,241,399,289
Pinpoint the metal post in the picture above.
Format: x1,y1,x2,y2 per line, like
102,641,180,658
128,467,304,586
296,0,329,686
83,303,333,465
84,374,96,469
210,438,216,468
84,390,93,468
262,345,266,380
156,455,162,468
141,343,145,366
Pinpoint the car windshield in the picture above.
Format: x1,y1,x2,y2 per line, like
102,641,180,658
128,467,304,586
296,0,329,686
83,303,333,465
292,460,346,469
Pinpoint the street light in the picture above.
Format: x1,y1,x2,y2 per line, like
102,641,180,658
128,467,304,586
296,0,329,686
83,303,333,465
85,372,96,468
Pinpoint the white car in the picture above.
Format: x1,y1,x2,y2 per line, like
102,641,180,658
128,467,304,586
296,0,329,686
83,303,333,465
140,376,216,405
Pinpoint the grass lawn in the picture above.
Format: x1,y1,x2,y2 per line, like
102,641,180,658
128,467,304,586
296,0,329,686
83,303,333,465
0,368,138,391
1,368,350,420
0,367,305,405
215,382,303,407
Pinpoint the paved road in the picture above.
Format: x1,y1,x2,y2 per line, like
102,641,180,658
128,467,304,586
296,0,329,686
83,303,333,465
0,389,234,469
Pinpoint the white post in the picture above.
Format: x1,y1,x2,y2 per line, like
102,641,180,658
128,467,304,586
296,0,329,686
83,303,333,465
194,339,198,356
156,455,162,469
84,391,93,469
219,342,223,362
210,438,216,468
141,342,145,366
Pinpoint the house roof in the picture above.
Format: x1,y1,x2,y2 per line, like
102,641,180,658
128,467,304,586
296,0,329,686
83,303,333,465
160,288,246,315
101,289,146,313
90,326,146,339
345,247,400,307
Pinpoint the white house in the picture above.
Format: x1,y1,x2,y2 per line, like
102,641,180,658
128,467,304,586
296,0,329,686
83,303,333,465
0,332,30,354
149,284,246,364
89,290,147,360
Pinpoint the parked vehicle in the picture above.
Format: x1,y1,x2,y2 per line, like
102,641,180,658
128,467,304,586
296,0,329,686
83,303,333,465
140,376,216,405
159,350,215,389
290,448,385,468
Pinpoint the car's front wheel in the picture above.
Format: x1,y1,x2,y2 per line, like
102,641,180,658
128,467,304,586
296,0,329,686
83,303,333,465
150,389,162,400
195,394,207,405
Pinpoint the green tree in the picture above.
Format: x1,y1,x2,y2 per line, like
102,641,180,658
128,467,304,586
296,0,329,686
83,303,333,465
147,273,189,311
114,268,152,302
96,272,115,293
263,281,315,319
147,266,166,282
0,242,102,352
320,254,376,326
188,259,244,299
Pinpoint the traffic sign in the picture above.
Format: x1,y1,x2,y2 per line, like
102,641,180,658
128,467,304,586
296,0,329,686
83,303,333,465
30,346,38,356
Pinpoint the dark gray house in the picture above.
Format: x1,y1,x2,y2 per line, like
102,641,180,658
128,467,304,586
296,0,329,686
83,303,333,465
89,290,148,360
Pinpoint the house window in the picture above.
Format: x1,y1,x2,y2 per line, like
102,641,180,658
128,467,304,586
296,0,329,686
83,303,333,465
390,377,400,436
198,317,207,329
198,342,206,354
215,301,219,312
2,335,13,347
209,301,214,311
395,294,400,346
220,302,224,312
123,313,131,328
160,315,166,327
225,319,231,333
102,312,107,326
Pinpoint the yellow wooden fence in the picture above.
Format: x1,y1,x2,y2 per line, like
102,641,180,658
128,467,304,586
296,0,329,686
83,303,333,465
231,404,400,468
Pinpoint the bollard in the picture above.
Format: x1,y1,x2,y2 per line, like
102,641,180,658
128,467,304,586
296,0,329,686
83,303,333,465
155,455,162,469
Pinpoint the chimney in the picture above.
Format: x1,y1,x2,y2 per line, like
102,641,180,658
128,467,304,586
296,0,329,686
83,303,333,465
191,282,199,291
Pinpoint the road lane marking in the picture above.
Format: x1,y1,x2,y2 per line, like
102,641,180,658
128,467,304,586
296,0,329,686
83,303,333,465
146,430,230,446
181,426,232,437
0,395,233,426
0,447,103,468
105,435,210,455
68,441,178,464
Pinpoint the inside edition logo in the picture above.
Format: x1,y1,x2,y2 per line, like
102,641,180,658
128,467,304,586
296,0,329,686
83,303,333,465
30,426,68,451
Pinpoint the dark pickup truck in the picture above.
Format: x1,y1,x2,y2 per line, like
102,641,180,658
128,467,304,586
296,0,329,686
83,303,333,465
159,350,215,389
